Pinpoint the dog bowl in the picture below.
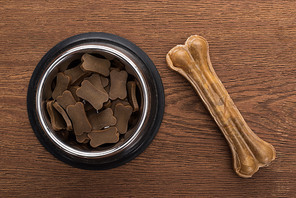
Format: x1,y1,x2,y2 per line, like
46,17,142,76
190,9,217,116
27,32,165,169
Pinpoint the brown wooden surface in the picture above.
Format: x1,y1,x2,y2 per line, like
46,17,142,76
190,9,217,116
1,1,295,197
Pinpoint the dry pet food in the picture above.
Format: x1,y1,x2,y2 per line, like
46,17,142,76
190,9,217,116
56,90,76,109
66,102,92,136
68,86,80,101
87,108,117,130
114,103,133,134
52,72,70,99
81,53,110,76
127,81,139,112
100,76,109,87
103,100,112,109
88,127,119,148
84,101,94,112
45,53,140,148
64,64,88,85
109,70,128,100
85,73,107,93
76,132,90,144
76,80,109,110
110,99,130,112
53,102,73,131
46,100,65,131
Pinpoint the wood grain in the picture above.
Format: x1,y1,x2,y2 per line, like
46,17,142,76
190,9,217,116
0,0,295,197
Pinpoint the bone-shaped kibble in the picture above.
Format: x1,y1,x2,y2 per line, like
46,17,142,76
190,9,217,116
53,102,73,131
110,67,121,72
110,99,130,112
88,127,119,148
52,72,70,99
100,76,109,87
56,90,76,109
127,81,139,112
68,86,80,101
84,73,106,93
76,80,109,110
66,102,92,136
104,84,110,93
76,132,90,144
84,101,94,112
87,108,117,130
114,103,133,134
103,100,112,109
46,100,65,131
81,53,111,77
166,35,276,178
109,70,128,100
64,64,88,85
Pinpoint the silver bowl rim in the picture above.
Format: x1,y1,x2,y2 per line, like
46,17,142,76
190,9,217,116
27,32,165,169
36,44,150,158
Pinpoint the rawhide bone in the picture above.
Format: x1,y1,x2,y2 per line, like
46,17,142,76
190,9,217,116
166,35,276,178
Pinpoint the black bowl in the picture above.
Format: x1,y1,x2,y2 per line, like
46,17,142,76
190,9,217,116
27,32,165,169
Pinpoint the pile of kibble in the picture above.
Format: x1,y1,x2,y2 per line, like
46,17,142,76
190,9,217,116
46,53,139,148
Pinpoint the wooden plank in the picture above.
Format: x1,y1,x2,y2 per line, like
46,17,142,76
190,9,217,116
0,0,295,197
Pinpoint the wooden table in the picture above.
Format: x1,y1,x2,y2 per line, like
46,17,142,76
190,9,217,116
1,1,295,197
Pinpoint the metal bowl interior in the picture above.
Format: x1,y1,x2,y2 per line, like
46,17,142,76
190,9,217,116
36,44,151,159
